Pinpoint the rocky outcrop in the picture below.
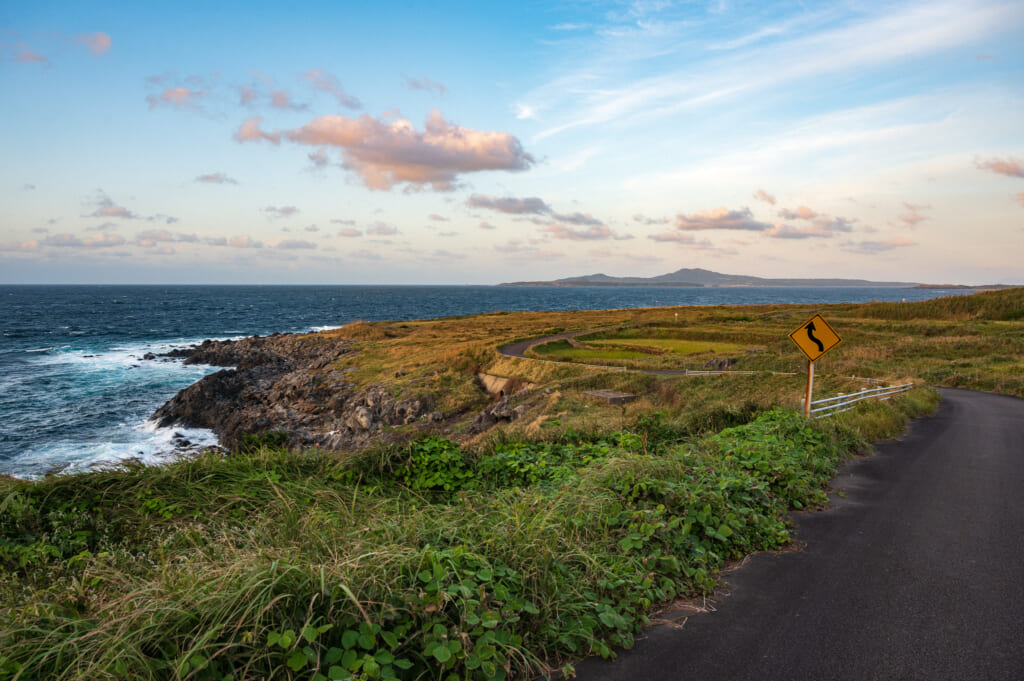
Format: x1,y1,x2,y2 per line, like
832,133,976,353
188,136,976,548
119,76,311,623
151,334,435,451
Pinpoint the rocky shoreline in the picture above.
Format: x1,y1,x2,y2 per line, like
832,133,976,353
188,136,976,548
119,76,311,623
150,333,442,452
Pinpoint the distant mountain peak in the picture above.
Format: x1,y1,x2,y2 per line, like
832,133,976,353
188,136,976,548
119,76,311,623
499,268,920,288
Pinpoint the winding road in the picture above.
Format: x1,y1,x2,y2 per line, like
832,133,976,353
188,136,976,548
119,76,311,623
573,388,1024,681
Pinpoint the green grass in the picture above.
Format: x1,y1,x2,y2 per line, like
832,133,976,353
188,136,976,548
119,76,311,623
1,390,938,681
585,339,748,355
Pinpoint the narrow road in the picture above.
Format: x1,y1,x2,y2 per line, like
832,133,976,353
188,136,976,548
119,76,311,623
573,388,1024,681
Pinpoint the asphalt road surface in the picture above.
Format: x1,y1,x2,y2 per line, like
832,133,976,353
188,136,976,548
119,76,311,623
573,388,1024,681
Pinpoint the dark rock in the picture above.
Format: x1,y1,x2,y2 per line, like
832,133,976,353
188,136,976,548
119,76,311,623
469,396,525,434
152,333,433,452
703,357,735,371
143,353,157,360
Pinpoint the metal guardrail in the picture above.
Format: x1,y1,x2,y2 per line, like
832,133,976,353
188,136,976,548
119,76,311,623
805,383,915,418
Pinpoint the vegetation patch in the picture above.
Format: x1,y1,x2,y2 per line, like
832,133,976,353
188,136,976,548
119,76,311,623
2,391,936,681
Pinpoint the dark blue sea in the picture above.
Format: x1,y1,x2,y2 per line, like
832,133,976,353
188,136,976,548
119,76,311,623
0,284,970,477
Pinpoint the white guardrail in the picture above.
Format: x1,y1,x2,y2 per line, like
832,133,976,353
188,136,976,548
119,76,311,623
805,383,915,418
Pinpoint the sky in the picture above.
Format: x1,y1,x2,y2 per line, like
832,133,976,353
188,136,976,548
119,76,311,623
2,0,1023,285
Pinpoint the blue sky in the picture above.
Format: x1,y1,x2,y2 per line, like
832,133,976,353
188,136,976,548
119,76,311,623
2,0,1023,284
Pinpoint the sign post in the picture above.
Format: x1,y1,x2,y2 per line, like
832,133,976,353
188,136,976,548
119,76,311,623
789,314,842,417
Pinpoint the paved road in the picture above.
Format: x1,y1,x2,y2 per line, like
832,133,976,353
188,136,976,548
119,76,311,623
574,388,1024,681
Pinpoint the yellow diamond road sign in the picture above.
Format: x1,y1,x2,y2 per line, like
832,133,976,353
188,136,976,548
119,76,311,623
789,314,842,363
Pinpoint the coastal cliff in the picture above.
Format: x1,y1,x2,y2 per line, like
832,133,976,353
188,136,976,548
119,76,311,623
151,333,439,451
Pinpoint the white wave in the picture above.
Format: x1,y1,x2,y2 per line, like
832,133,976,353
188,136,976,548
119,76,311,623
3,423,221,480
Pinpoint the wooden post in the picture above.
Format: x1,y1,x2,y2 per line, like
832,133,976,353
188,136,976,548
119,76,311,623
803,360,815,418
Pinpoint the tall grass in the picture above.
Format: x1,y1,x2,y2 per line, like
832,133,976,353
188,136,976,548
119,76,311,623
2,390,937,681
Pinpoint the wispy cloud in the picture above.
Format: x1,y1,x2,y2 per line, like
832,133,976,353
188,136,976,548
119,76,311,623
228,235,263,248
366,222,399,236
542,224,620,241
303,68,361,109
632,213,670,225
404,75,447,95
648,232,715,249
86,193,137,220
527,1,1024,139
74,32,112,56
777,205,819,220
478,221,497,230
494,240,563,260
765,216,855,239
1016,192,1024,207
236,111,535,191
467,194,551,215
752,189,776,205
262,205,301,219
551,211,603,226
976,156,1024,177
11,42,50,66
276,239,317,249
841,237,917,254
43,233,126,248
0,239,41,252
147,86,205,110
338,228,363,237
674,207,772,231
195,172,238,184
898,202,930,227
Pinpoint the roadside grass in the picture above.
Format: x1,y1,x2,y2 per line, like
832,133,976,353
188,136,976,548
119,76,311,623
1,390,936,681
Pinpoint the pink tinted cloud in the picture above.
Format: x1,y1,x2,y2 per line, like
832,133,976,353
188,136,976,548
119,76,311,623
87,194,137,219
674,207,772,232
551,211,603,226
338,228,363,237
270,88,306,111
478,221,497,230
239,111,535,191
239,84,259,106
777,205,819,220
898,202,930,227
13,43,50,65
75,32,112,56
0,239,40,252
752,189,776,205
235,117,281,144
405,76,447,95
147,87,204,110
228,236,263,248
1016,192,1024,207
303,69,361,109
976,157,1024,178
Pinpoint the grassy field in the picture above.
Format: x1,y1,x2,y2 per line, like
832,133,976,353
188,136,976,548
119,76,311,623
1,288,1022,680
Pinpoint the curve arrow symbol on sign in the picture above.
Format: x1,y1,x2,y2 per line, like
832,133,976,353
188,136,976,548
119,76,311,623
805,321,825,353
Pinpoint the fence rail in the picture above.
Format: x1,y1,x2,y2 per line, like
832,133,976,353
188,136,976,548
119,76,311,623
805,383,915,418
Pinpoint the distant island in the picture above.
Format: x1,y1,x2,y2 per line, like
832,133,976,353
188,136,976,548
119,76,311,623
498,268,1010,289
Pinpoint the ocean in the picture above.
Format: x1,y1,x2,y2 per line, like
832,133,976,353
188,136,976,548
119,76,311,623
0,284,970,478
